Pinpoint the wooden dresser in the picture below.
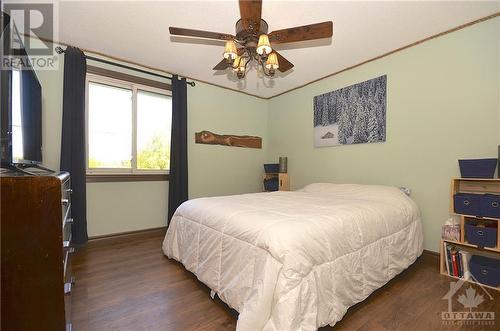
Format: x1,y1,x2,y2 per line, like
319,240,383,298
1,171,74,331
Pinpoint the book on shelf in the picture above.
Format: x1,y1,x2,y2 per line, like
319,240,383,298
457,249,463,277
443,242,471,279
444,242,452,275
451,249,459,277
460,250,471,280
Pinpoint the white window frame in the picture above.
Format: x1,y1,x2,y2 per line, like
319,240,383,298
85,73,172,175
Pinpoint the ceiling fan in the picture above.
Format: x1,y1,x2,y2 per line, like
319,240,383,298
169,0,333,79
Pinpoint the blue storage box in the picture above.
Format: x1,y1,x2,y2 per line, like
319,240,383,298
454,193,482,216
480,194,500,219
469,255,500,287
459,158,497,178
465,222,497,248
264,164,279,173
264,178,279,191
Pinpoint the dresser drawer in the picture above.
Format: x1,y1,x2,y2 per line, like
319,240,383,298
63,230,72,250
61,178,72,225
65,293,72,331
61,200,71,226
62,176,71,197
64,277,73,330
63,217,73,242
63,247,74,281
62,231,73,282
62,201,71,224
63,247,74,326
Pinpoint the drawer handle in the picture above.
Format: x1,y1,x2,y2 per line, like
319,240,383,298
62,199,69,205
492,202,499,208
463,200,470,206
481,268,488,275
64,282,72,295
65,218,74,225
67,247,75,254
477,230,484,236
66,189,73,194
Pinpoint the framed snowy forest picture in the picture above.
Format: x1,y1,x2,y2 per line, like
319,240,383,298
313,75,387,147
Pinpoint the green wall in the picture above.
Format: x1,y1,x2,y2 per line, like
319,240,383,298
35,40,268,237
267,17,500,252
188,82,269,198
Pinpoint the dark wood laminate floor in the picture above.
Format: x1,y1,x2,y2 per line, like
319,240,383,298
72,230,500,331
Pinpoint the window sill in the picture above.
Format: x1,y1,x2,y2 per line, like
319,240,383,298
86,173,169,183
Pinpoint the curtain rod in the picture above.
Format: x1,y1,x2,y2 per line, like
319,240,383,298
54,46,195,87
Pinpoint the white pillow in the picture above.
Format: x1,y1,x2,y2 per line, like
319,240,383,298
299,182,411,202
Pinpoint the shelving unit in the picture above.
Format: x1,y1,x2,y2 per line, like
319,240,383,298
442,238,500,254
440,178,500,290
440,239,500,291
263,173,290,192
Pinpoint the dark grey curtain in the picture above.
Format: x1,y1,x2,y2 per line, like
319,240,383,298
60,47,88,244
167,75,188,223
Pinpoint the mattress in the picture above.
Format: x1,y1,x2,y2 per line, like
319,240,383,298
163,183,423,330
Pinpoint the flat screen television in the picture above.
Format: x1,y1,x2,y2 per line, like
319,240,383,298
1,12,43,166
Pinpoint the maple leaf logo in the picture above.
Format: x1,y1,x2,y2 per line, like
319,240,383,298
457,287,484,311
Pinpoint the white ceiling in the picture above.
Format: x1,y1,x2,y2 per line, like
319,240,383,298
50,1,499,98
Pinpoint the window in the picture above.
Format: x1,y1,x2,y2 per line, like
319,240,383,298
86,72,172,179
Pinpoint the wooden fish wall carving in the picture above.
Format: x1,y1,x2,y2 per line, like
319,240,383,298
195,131,262,149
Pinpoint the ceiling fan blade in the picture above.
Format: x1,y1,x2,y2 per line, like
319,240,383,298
239,0,262,32
169,27,234,40
269,21,333,44
213,59,230,71
274,51,294,73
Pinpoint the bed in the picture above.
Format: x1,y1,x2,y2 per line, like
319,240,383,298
163,183,423,331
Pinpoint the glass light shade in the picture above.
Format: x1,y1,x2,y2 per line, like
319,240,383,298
265,52,279,70
236,58,246,73
256,34,272,55
223,40,237,60
232,55,242,71
233,56,246,78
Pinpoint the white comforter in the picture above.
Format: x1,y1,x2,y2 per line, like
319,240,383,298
163,183,423,331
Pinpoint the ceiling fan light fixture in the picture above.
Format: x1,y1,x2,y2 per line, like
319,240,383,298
265,52,279,71
233,56,246,78
232,55,242,71
169,1,333,80
223,40,237,61
256,34,272,56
